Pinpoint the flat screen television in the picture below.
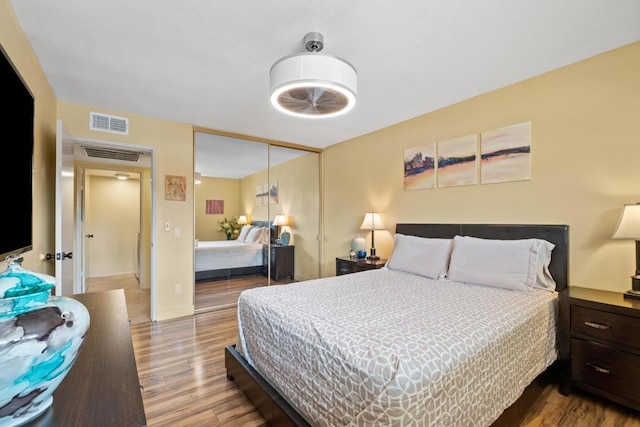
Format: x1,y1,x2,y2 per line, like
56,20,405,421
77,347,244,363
0,45,34,261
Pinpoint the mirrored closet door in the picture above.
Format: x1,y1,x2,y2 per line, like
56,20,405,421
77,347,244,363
193,131,320,313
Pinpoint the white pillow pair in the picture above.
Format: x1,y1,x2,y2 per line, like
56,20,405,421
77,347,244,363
386,233,556,292
244,226,268,244
237,225,253,242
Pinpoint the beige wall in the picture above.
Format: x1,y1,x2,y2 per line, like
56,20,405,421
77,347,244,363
58,101,194,320
195,177,240,241
323,41,640,293
1,0,58,276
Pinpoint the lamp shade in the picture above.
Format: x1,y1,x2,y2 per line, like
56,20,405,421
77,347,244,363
237,215,248,225
194,172,202,185
273,214,288,226
360,212,384,230
612,203,640,239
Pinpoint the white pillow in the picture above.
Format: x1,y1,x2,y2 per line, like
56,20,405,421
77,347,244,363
446,235,556,292
237,225,253,242
386,234,453,280
245,226,264,244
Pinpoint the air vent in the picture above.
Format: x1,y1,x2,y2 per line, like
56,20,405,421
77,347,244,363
89,112,129,135
82,146,142,162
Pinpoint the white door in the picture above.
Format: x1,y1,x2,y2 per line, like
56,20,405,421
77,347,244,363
54,119,76,296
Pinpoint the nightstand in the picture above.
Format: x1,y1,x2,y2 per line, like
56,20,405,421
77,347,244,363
335,256,387,276
559,286,640,411
263,245,294,281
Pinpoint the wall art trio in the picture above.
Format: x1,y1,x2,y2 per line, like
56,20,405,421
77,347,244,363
404,121,531,190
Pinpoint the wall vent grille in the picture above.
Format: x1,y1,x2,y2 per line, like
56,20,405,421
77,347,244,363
89,112,129,135
82,146,142,162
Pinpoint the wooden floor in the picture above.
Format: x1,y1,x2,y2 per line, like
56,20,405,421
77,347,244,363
86,273,151,324
86,273,284,321
195,275,295,312
128,304,640,427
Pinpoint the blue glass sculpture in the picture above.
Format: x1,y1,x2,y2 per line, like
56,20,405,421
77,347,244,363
0,255,90,426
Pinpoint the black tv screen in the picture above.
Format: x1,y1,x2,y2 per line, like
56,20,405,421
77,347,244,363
0,45,34,260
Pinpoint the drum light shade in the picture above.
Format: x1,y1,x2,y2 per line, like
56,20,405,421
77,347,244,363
270,33,357,119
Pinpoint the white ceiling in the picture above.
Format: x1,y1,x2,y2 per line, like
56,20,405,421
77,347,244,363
9,0,640,156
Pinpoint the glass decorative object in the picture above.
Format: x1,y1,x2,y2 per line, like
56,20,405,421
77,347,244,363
280,231,291,246
351,236,366,253
0,255,90,426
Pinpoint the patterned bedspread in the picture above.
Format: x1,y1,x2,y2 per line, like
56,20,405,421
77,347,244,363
237,268,558,426
194,240,263,272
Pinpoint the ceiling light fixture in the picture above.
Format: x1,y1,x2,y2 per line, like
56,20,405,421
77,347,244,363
115,172,129,180
270,32,357,119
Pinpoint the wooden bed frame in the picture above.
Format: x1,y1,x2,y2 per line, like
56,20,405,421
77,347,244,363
225,223,569,426
195,221,274,281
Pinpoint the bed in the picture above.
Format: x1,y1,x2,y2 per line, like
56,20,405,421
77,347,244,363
195,221,272,281
225,223,569,426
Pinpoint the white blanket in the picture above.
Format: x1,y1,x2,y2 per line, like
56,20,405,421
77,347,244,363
237,269,558,427
194,240,263,272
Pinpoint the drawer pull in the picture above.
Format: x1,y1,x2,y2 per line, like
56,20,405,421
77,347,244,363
586,363,610,375
584,321,610,330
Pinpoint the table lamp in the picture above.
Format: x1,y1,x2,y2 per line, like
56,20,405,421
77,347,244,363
273,214,288,243
360,212,384,261
612,203,640,299
237,215,248,225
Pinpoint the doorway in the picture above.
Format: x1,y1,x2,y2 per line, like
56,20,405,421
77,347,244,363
82,168,150,324
57,131,156,322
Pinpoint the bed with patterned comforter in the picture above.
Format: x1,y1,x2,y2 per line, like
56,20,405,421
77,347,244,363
236,268,558,426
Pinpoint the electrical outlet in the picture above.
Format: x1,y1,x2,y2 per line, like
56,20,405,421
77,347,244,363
174,227,181,237
175,284,182,294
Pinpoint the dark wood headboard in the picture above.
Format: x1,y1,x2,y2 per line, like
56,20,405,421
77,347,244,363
395,223,569,292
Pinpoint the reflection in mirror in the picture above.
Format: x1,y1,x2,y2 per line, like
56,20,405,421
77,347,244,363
193,132,269,312
268,145,320,282
193,132,322,313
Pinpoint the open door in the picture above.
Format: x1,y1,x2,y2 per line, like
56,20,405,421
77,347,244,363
54,119,76,296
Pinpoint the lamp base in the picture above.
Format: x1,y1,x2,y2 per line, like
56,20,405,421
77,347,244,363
624,289,640,300
367,247,380,261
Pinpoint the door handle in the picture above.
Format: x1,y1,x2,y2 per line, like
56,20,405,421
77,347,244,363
47,252,73,260
85,234,94,238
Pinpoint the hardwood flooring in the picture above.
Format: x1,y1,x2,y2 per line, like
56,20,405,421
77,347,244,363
195,275,269,312
128,302,640,427
86,273,151,324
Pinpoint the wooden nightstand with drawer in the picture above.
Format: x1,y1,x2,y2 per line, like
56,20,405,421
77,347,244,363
335,256,387,276
559,286,640,411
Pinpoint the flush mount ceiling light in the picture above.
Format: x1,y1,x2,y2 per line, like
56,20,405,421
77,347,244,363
270,32,357,119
